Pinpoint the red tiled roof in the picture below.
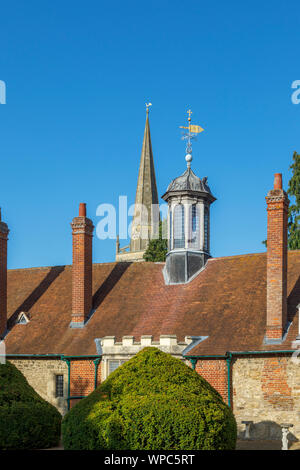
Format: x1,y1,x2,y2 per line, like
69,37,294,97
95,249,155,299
4,251,300,356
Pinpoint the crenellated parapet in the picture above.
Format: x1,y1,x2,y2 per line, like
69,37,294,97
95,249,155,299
95,334,206,380
100,334,194,355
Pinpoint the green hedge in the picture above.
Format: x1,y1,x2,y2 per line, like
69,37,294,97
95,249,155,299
0,361,61,450
62,348,237,450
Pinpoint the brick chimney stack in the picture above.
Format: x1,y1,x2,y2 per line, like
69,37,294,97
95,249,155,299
70,203,94,328
265,173,289,342
0,209,9,338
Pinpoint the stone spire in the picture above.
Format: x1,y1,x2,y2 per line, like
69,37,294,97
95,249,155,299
116,106,159,262
130,107,159,253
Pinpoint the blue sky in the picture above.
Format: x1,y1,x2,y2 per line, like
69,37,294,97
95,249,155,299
0,0,299,269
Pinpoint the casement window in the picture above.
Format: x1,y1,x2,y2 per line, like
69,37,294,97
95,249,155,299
108,359,126,376
55,374,64,398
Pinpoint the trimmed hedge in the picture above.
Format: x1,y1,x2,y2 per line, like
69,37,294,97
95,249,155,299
62,347,237,450
0,361,61,450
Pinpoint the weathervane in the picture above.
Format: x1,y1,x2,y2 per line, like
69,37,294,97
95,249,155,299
146,102,152,114
179,109,204,167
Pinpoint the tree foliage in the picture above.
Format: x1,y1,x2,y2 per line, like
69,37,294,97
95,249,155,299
287,151,300,250
62,347,237,450
0,361,61,450
143,220,168,262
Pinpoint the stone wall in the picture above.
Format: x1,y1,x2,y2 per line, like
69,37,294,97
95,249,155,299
10,353,300,443
10,358,68,415
232,355,300,441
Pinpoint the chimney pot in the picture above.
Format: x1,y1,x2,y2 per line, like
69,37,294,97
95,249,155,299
274,173,282,190
79,203,86,217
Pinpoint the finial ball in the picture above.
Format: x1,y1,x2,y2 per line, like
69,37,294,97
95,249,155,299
185,153,193,163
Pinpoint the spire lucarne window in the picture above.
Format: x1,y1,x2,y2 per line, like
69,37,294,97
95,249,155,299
162,110,216,284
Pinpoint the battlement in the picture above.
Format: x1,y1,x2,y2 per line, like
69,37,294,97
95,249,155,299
97,334,196,357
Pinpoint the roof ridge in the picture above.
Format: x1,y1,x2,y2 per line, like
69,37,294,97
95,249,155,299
7,250,299,272
209,252,267,261
7,265,66,272
211,250,300,261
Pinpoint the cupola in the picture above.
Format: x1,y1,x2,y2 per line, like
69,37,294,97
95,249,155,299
162,110,216,284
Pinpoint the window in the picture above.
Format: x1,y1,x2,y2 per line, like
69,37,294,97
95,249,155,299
189,204,199,248
108,359,126,376
18,314,27,324
173,204,185,248
16,312,30,324
169,210,172,250
204,207,209,251
55,375,64,398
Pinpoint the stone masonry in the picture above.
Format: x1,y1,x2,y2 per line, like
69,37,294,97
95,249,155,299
232,355,300,441
10,358,69,415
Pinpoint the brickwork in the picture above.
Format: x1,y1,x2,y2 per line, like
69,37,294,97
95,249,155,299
195,359,228,403
265,174,289,340
232,355,300,440
10,358,68,415
71,203,94,324
0,217,9,338
69,358,101,408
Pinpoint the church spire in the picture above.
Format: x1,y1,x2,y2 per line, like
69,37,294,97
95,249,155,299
116,105,159,262
130,104,159,254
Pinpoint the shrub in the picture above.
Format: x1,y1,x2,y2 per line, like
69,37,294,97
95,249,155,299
0,361,61,450
62,348,237,450
143,220,168,262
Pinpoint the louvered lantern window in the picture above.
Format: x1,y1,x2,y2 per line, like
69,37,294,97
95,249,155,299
189,204,199,249
173,204,185,248
204,207,209,251
169,210,172,250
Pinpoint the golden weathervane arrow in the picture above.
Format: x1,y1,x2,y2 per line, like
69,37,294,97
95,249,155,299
180,109,204,134
179,109,204,156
